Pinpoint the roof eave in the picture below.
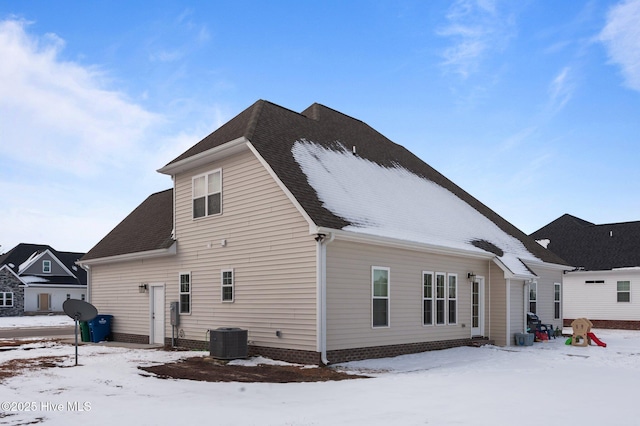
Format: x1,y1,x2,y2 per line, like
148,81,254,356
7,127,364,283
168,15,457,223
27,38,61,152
157,137,250,175
78,241,177,267
316,227,496,260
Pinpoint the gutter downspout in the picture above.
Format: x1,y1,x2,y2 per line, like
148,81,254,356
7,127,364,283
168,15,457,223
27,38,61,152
316,232,334,365
524,281,529,333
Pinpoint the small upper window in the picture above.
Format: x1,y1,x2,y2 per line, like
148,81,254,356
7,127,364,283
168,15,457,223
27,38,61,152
43,260,51,273
221,269,234,302
617,281,630,303
193,169,222,219
179,272,191,314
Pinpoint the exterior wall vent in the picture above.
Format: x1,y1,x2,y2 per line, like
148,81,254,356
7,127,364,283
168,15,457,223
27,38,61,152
209,328,248,360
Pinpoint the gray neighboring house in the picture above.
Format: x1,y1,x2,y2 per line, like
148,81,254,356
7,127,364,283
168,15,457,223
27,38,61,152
531,214,640,329
80,100,569,363
0,243,87,316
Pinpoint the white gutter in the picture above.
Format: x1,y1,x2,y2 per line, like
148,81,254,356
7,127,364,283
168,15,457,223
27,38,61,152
77,242,177,267
157,137,250,175
316,232,334,365
316,227,496,260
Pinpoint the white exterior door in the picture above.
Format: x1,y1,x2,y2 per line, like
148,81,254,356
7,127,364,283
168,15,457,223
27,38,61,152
471,277,485,337
150,285,165,345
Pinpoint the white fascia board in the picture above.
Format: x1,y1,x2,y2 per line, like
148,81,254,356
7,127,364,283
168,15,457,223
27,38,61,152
157,137,250,175
565,268,640,276
521,258,573,273
78,241,177,267
492,257,535,280
317,227,496,259
25,284,88,289
17,249,77,279
246,142,318,233
0,264,26,284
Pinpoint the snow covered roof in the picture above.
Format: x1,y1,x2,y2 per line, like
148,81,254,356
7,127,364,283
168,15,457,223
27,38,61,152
292,141,542,275
0,243,87,285
85,100,567,270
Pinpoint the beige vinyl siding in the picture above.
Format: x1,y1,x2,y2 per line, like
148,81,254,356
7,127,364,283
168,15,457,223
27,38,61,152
527,263,564,330
488,262,508,346
172,149,317,351
89,258,175,337
90,148,317,350
563,270,640,321
509,279,525,338
326,239,491,351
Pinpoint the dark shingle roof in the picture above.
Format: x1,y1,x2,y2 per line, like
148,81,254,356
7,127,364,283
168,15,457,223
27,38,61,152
530,214,640,270
84,100,567,266
81,189,174,261
0,243,87,285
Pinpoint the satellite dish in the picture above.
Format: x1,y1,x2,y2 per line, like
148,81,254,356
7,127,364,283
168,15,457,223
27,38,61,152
63,299,98,366
63,299,98,322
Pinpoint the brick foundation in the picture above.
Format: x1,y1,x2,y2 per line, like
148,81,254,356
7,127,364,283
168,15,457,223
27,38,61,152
109,333,486,365
111,332,150,345
564,318,640,330
326,338,479,364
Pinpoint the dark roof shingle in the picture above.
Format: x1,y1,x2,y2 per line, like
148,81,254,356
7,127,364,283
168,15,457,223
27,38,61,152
531,214,640,270
85,100,567,266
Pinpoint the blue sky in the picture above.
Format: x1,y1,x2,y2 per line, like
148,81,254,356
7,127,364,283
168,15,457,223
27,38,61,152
1,0,639,253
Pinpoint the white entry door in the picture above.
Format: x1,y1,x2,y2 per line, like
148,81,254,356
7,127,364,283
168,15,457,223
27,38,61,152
150,285,165,345
471,277,485,337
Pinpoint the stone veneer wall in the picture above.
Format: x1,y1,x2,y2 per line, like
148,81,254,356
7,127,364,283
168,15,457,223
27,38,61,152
0,269,24,317
564,318,640,330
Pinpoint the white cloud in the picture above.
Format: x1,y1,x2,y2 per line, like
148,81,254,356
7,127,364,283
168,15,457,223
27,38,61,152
437,0,515,78
548,66,574,112
0,19,228,253
599,0,640,91
0,19,160,177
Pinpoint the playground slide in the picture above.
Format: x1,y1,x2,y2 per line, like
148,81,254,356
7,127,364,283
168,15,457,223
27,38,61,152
587,332,607,347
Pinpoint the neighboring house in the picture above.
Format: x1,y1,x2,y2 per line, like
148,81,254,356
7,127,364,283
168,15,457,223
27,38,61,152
79,100,568,363
0,243,87,316
531,214,640,329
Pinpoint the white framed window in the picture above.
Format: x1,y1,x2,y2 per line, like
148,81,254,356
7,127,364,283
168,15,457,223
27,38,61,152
617,281,630,303
529,281,537,314
435,272,446,325
43,260,51,273
221,269,234,302
179,272,191,314
193,169,222,219
0,292,13,307
448,274,457,324
372,267,390,327
554,283,561,319
422,271,434,326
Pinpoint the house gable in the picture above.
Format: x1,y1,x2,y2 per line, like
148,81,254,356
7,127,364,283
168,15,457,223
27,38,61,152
531,214,640,270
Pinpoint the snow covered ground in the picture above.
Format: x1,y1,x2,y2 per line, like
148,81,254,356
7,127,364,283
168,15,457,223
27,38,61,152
1,316,639,425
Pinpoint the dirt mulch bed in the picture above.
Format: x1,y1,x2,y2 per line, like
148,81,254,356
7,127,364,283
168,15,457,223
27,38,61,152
0,356,66,382
139,356,369,383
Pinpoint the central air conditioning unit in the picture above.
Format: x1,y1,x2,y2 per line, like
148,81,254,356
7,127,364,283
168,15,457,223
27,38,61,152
209,327,248,360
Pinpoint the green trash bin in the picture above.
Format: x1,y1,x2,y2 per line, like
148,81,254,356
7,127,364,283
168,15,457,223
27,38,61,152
80,321,91,342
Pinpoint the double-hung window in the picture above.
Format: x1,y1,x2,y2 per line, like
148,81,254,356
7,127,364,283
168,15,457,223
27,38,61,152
43,260,51,273
0,292,13,307
617,281,630,302
448,274,457,324
179,272,191,314
372,267,389,327
529,281,537,313
193,169,222,219
221,269,234,302
554,283,561,319
435,272,446,325
423,271,434,325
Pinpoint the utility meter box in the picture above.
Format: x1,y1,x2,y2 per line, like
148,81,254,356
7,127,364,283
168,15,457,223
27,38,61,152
170,301,180,326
